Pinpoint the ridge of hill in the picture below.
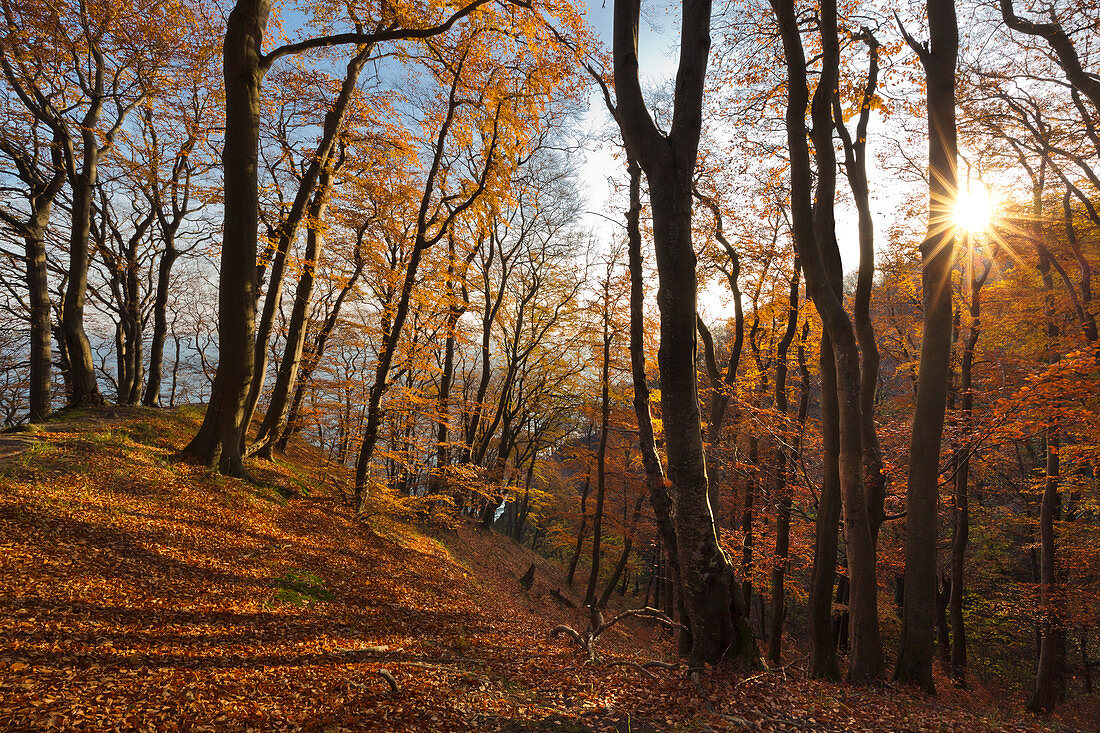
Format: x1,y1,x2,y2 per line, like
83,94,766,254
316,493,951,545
0,408,1081,732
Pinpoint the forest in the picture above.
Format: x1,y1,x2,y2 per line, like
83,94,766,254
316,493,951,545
0,0,1098,729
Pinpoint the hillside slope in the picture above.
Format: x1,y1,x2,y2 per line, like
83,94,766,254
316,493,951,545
0,408,1078,732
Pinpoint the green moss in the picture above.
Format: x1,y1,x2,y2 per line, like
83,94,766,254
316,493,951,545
269,569,333,607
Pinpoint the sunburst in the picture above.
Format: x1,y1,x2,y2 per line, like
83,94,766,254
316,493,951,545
953,184,996,234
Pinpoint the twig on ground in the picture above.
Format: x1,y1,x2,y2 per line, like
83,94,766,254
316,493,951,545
735,654,809,687
607,659,680,679
376,669,400,695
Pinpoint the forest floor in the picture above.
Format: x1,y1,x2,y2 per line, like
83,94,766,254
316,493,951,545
0,406,1090,732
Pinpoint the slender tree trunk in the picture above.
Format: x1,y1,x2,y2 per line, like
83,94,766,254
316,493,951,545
354,68,499,501
64,162,106,408
253,158,341,458
833,34,886,544
767,266,800,665
935,574,951,666
810,333,842,680
1028,432,1065,712
144,236,181,406
693,192,745,525
741,433,757,617
1028,240,1066,712
432,232,473,490
773,0,882,680
0,129,64,423
513,456,535,542
834,573,850,652
120,230,145,405
241,45,372,435
599,491,646,609
624,155,692,654
170,334,181,406
566,463,592,587
274,238,366,452
949,243,988,687
896,0,958,693
1061,190,1098,342
584,311,613,607
25,211,55,422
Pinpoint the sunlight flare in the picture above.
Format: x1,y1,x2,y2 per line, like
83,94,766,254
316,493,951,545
953,184,996,234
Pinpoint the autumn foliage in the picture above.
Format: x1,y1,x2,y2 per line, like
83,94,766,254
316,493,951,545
0,0,1099,729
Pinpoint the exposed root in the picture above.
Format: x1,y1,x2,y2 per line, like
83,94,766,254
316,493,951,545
689,668,716,713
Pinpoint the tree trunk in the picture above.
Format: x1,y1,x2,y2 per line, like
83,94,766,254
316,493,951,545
949,243,988,687
241,45,373,435
767,266,800,666
252,155,342,458
741,433,757,617
1028,432,1064,712
566,462,592,587
182,0,267,476
584,308,613,607
143,236,179,407
613,0,756,667
274,236,366,452
64,158,106,408
896,0,958,694
432,232,474,490
810,332,842,680
773,0,882,680
599,491,646,609
833,34,886,544
624,154,692,654
25,208,55,422
936,573,951,666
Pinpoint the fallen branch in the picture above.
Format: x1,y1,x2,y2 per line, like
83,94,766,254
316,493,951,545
641,660,679,672
595,606,680,636
608,659,680,679
376,669,400,695
550,605,679,664
550,624,584,645
734,654,809,687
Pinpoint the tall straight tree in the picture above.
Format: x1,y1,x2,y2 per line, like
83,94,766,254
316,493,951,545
895,0,959,693
613,0,756,665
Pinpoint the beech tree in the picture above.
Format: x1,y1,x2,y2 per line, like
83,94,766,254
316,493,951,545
895,0,959,693
184,0,501,475
613,0,757,666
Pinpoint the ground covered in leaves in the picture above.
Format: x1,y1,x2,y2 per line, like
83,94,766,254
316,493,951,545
0,407,1086,731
